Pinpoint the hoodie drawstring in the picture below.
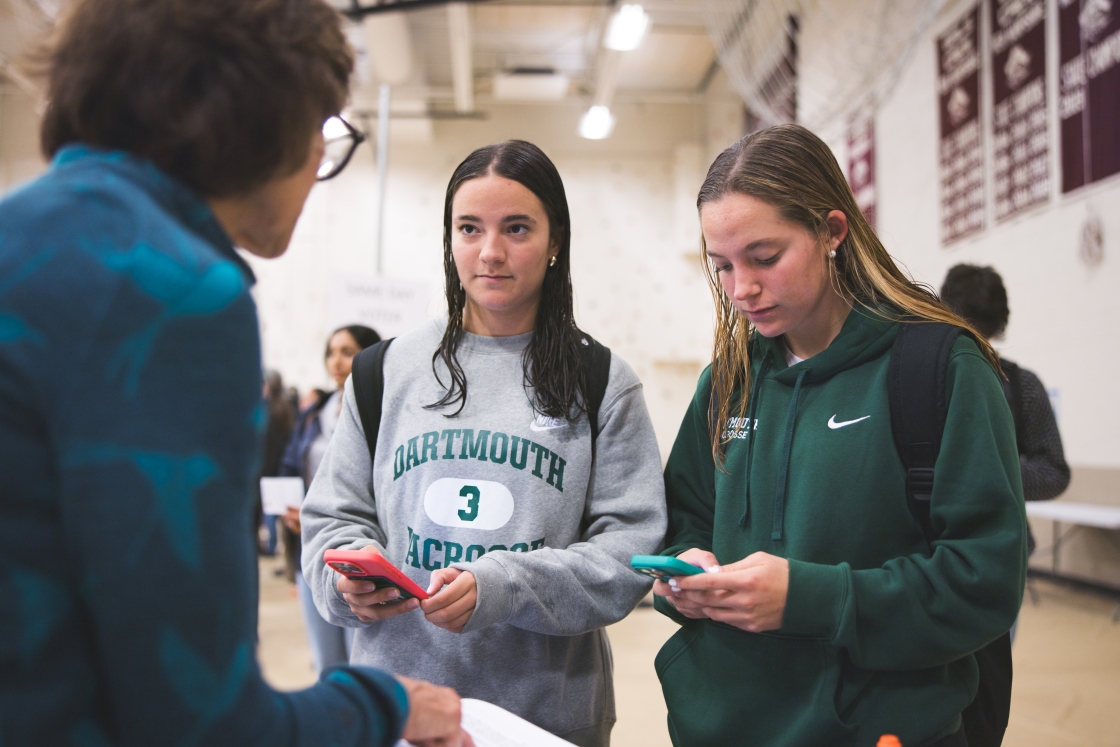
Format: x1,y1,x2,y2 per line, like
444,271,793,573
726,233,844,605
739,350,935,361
739,352,772,527
771,368,808,541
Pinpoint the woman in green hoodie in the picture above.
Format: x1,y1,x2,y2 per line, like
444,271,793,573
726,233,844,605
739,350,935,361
653,125,1026,747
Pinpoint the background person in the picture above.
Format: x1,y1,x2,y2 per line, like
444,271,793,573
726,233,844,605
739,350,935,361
939,264,1070,512
653,125,1026,747
301,140,667,747
279,324,381,672
0,1,467,745
258,370,296,556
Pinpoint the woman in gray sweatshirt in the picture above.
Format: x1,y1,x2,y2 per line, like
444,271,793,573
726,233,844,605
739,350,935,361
301,140,667,747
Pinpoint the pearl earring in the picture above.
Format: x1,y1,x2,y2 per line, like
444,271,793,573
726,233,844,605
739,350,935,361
829,249,837,259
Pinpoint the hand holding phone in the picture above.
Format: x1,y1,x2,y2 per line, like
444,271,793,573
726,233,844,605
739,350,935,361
327,548,429,623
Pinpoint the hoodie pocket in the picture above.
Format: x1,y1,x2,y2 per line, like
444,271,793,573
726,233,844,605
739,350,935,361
654,623,700,679
657,621,858,747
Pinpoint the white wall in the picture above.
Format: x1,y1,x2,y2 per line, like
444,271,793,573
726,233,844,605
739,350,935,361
0,87,45,193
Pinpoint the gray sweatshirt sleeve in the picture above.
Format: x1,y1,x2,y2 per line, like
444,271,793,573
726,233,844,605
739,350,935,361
300,376,385,627
455,358,667,636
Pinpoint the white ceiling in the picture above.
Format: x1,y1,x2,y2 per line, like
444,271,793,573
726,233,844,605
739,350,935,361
341,0,716,106
1,0,718,107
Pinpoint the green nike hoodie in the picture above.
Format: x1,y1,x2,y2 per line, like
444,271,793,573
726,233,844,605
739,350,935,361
655,306,1027,747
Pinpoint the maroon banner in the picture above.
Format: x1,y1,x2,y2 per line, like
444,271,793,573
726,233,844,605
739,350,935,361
938,6,985,244
1059,0,1120,192
990,0,1050,220
848,116,876,230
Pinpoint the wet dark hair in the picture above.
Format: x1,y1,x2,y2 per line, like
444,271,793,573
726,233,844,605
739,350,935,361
940,264,1010,339
325,325,381,358
38,0,352,198
432,140,585,420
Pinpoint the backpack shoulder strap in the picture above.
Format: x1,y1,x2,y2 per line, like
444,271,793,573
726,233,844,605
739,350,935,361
578,333,612,448
890,323,1012,747
350,338,394,466
999,358,1025,452
888,322,963,542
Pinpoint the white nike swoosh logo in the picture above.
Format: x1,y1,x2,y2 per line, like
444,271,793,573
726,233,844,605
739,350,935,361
529,420,566,432
828,414,870,429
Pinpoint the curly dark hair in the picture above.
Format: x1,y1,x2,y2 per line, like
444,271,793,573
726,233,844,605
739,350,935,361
38,0,352,198
939,264,1010,339
431,140,588,421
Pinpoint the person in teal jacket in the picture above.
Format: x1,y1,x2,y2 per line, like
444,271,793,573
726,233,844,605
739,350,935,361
654,125,1026,747
0,1,466,745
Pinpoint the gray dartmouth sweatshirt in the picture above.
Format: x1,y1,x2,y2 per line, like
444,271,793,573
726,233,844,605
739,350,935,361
301,320,666,747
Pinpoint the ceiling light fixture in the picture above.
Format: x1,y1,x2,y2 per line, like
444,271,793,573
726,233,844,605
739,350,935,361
604,4,650,51
578,105,616,140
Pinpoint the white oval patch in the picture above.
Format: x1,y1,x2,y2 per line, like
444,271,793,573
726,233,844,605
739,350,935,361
423,477,514,530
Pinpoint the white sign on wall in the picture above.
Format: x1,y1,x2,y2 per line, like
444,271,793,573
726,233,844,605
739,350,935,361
328,274,431,339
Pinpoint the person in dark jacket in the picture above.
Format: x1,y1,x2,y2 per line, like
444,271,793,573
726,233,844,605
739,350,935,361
258,370,296,556
0,1,467,745
940,264,1070,511
279,324,380,672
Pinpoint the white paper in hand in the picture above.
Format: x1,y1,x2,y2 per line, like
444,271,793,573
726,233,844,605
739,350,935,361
461,699,575,746
395,698,575,747
259,477,304,515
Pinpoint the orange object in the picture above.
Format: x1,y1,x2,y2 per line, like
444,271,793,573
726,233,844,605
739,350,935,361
876,737,902,747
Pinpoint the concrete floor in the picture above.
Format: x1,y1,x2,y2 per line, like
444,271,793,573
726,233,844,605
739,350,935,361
257,556,1119,746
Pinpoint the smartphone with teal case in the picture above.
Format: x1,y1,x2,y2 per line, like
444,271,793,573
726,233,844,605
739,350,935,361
630,555,704,581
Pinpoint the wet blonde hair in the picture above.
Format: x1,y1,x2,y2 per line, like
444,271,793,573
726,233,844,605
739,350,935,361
698,124,998,465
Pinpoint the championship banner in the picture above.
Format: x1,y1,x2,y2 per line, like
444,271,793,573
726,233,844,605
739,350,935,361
989,0,1050,220
1059,0,1120,192
938,5,985,244
848,115,876,230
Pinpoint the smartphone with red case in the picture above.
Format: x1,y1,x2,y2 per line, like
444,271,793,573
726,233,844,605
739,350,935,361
323,549,430,601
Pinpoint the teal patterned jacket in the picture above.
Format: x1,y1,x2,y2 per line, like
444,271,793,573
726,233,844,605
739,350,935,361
0,147,408,746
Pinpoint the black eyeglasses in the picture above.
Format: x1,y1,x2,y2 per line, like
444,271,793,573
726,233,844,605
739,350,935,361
317,115,367,181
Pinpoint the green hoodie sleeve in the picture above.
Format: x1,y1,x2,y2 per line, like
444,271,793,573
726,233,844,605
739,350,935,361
655,370,717,625
662,368,717,559
780,341,1028,670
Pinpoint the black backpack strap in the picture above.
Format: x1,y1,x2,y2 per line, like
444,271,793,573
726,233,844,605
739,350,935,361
887,322,963,542
961,630,1013,747
889,322,1011,747
999,358,1025,453
350,338,394,466
578,333,612,450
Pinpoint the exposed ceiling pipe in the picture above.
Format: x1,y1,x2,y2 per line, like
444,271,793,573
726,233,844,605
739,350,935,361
446,3,474,113
363,11,414,86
